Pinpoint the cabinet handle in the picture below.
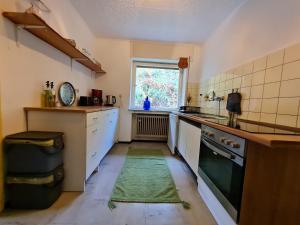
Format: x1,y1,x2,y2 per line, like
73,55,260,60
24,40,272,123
92,129,98,133
92,117,98,120
91,152,97,158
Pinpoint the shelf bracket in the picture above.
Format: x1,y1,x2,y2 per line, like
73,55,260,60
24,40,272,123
14,24,47,47
14,25,19,47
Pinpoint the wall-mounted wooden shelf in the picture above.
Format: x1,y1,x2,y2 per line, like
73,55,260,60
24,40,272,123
3,12,106,74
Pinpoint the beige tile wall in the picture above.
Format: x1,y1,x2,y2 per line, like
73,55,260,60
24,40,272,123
187,82,201,106
199,42,300,128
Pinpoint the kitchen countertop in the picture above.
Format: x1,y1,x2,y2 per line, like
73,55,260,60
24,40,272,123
172,111,300,149
24,106,118,113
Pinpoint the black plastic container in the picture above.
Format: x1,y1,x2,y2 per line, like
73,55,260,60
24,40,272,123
4,131,64,173
6,165,64,209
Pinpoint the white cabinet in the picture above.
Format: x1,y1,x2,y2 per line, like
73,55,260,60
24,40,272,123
177,120,188,158
168,113,178,154
86,108,119,179
27,108,119,191
177,119,201,174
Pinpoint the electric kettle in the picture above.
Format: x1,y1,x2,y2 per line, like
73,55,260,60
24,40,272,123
105,95,116,106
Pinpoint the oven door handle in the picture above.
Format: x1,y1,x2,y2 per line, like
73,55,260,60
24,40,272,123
202,138,235,160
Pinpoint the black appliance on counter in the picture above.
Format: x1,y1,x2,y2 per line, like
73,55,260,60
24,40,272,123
4,131,64,209
179,106,200,114
198,125,246,222
226,89,242,125
92,89,103,106
79,89,103,106
79,96,93,106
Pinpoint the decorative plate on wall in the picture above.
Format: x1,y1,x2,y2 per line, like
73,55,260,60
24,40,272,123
59,82,76,106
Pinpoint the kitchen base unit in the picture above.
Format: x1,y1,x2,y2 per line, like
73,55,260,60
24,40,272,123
198,175,236,225
175,113,300,225
177,118,202,175
25,107,119,192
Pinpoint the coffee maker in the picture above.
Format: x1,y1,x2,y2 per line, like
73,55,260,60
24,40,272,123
91,89,103,106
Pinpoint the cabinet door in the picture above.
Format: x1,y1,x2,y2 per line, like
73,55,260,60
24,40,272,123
98,109,119,157
111,109,119,142
177,120,187,158
108,109,118,148
178,119,202,174
168,115,177,153
187,124,201,174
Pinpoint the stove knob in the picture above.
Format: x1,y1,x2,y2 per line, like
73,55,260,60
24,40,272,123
220,137,227,143
230,142,240,148
224,140,233,145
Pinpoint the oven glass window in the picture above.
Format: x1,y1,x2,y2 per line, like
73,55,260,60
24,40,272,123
199,140,244,210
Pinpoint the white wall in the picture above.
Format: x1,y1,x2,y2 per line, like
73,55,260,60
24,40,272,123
0,0,97,136
201,0,300,80
93,38,132,142
0,0,98,211
94,39,202,142
132,40,202,83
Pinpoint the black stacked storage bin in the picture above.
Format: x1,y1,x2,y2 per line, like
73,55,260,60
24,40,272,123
4,131,64,209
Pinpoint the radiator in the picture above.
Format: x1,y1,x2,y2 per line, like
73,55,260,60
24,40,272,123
133,113,169,140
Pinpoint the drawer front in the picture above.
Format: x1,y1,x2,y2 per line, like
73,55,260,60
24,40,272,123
86,126,101,159
86,150,101,179
86,112,101,127
106,109,119,127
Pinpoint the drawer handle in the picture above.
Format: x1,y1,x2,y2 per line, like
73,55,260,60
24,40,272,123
92,129,98,133
92,117,98,120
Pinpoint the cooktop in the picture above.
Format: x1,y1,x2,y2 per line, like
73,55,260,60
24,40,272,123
206,118,300,135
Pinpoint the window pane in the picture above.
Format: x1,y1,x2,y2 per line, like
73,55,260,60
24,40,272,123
135,66,180,108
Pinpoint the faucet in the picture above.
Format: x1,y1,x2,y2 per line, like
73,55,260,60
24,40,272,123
214,96,224,116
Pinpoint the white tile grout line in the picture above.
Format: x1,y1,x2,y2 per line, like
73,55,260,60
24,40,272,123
200,49,300,123
275,49,285,125
259,68,267,122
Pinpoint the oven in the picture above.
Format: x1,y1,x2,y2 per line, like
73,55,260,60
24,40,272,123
198,125,246,222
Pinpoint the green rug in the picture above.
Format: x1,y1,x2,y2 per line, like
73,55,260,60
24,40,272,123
108,148,190,209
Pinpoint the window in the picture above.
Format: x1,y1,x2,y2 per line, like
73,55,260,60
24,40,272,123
130,60,185,110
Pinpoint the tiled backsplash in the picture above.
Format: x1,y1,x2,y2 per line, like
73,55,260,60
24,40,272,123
187,82,200,106
199,42,300,128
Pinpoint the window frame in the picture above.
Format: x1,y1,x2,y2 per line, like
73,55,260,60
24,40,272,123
130,59,186,111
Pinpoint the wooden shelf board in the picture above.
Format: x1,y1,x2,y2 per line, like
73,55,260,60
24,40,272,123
3,12,106,74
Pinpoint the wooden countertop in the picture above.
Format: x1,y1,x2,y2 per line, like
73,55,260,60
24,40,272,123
172,112,300,149
24,106,118,113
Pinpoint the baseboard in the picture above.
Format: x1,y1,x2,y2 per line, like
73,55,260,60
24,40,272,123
131,140,167,143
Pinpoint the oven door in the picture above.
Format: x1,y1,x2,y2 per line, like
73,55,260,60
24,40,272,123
198,137,245,222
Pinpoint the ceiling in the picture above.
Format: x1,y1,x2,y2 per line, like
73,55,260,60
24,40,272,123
71,0,247,43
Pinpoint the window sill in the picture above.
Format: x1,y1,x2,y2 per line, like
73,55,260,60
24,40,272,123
128,107,175,113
